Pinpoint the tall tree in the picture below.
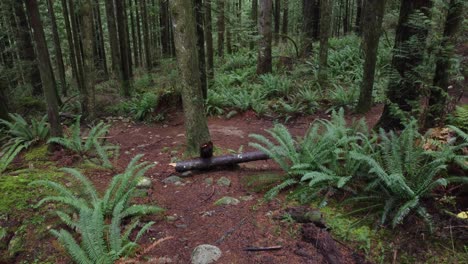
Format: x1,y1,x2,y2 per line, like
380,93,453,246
93,0,108,80
105,0,120,74
129,0,139,67
195,0,207,99
425,0,464,128
377,0,433,130
135,0,143,65
318,0,332,86
61,0,82,91
355,0,363,35
159,0,170,56
47,0,67,97
281,0,288,43
24,0,62,141
217,0,225,57
0,74,9,121
69,0,85,88
250,0,258,49
14,1,43,96
257,0,272,74
303,0,320,57
116,0,132,96
80,0,96,120
141,0,152,68
355,0,386,113
274,0,281,44
226,1,233,54
169,0,211,155
205,0,214,80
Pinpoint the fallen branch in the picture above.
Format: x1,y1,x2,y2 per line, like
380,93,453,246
244,246,282,252
170,151,270,172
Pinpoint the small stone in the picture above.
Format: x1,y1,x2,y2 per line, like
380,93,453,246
176,224,188,229
162,175,183,184
124,151,131,155
201,211,215,217
155,257,173,264
181,171,193,177
239,195,254,201
214,197,240,206
204,178,213,185
191,244,222,264
177,134,185,137
137,177,152,188
216,177,231,187
166,216,177,222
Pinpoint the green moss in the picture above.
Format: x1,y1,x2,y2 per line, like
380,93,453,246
0,168,63,213
24,145,48,162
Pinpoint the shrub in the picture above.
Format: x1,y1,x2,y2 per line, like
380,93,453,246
48,116,118,168
0,113,49,148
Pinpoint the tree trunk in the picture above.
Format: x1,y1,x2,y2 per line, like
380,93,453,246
116,0,132,96
24,0,62,141
69,0,85,89
303,0,320,57
123,1,133,77
217,0,225,57
105,0,120,74
343,0,350,34
93,0,109,80
274,0,280,45
135,0,143,66
195,0,207,99
281,0,288,43
355,0,362,35
159,0,170,56
250,0,258,49
80,0,96,120
14,1,43,96
140,0,152,68
377,0,432,131
47,0,67,97
169,0,211,155
205,0,214,80
355,0,386,114
256,0,273,75
226,1,232,54
172,151,270,172
0,76,9,121
129,0,139,67
61,0,82,92
318,0,332,86
425,0,464,128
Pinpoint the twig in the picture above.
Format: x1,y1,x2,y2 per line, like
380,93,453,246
215,217,247,245
244,246,282,252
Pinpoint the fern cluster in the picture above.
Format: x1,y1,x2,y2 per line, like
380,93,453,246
48,116,118,168
31,155,163,263
0,113,50,173
250,110,468,229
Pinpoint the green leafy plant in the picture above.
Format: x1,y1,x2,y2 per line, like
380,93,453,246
0,113,49,148
31,155,162,263
0,140,26,174
448,105,468,131
48,116,118,168
351,121,467,228
126,92,159,121
425,125,468,170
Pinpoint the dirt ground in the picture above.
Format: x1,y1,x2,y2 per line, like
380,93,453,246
75,105,384,264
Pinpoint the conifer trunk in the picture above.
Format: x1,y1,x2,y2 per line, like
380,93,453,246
80,0,96,120
257,0,272,75
61,0,82,91
195,0,207,99
47,0,67,97
105,0,120,74
281,0,288,43
169,0,211,155
217,0,225,57
318,0,332,86
205,0,214,80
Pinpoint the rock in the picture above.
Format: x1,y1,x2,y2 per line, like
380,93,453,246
137,177,152,188
216,177,231,187
181,171,193,177
162,176,183,185
191,244,222,264
154,257,173,264
176,224,188,229
214,197,240,206
204,178,213,186
239,195,254,201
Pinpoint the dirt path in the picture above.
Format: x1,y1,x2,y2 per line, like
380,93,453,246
92,106,383,263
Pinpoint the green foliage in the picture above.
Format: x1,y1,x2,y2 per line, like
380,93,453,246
351,121,466,228
47,116,118,168
449,105,468,131
0,140,26,174
32,155,163,263
425,125,468,170
122,93,159,121
0,113,49,147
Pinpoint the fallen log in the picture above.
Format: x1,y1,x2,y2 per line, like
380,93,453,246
170,151,270,172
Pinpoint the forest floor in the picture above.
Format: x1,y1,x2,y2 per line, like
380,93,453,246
61,105,383,264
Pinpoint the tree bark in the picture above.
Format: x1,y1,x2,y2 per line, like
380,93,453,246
205,0,214,80
69,0,85,90
217,0,225,57
24,0,62,141
172,151,270,172
318,0,332,86
0,76,9,121
195,0,207,99
93,0,109,80
425,0,463,128
80,0,96,120
129,0,139,67
169,0,211,155
116,0,132,96
47,0,67,97
140,0,151,68
274,0,280,44
303,0,320,57
354,0,362,35
14,1,43,96
105,0,120,74
377,0,433,130
135,0,143,65
281,0,288,43
250,0,258,49
257,0,273,75
226,1,233,54
159,0,170,56
355,0,386,114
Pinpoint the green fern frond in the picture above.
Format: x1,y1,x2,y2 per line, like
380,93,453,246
51,229,92,264
61,168,99,204
121,205,164,218
264,178,298,200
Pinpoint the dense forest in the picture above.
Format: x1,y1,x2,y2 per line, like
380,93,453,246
0,0,467,263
